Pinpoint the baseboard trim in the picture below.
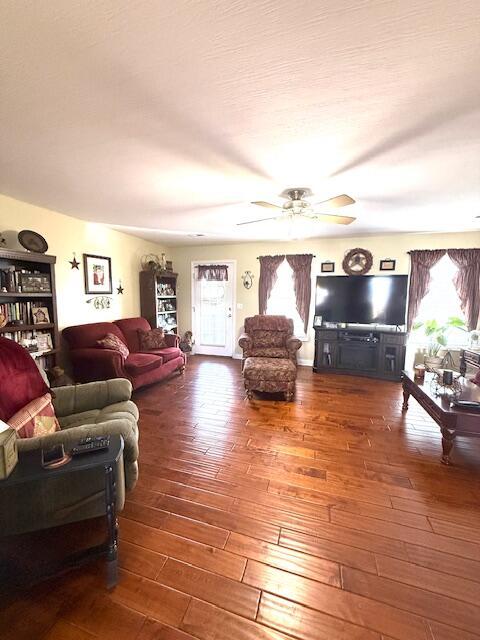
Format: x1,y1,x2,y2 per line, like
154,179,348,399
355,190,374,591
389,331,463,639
298,358,314,367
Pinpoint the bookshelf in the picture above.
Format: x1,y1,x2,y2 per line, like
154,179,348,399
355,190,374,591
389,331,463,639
140,270,178,334
0,248,59,369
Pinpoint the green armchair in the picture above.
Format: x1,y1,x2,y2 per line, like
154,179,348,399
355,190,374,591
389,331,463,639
3,379,139,536
17,378,139,491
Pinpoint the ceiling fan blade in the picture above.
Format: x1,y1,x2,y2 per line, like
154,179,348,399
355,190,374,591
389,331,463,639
312,194,355,209
250,201,283,210
303,212,356,225
237,215,283,226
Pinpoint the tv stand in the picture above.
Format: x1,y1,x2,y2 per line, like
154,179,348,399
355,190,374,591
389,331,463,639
313,326,407,381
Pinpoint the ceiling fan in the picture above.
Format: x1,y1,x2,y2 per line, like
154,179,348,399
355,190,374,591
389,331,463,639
237,188,356,226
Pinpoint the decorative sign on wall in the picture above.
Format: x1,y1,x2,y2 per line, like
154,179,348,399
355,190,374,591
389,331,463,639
321,261,335,273
241,270,254,289
342,248,373,275
86,296,112,309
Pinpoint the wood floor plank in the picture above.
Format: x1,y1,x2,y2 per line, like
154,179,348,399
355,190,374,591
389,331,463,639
342,566,480,635
136,618,197,640
243,560,430,640
278,528,378,573
42,621,97,640
120,518,246,580
225,531,341,584
375,554,480,605
404,543,480,584
257,592,381,640
156,558,260,618
180,598,292,640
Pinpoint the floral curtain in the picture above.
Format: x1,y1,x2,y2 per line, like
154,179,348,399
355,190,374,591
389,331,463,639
258,255,285,315
286,254,314,333
447,248,480,330
407,249,446,330
196,264,229,281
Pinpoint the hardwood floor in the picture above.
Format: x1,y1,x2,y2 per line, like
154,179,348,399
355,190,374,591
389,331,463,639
3,355,480,640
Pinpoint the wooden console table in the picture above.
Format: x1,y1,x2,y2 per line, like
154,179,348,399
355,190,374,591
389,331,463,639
401,370,480,464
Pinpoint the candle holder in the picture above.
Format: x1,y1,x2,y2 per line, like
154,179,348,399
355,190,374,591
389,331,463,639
430,369,462,398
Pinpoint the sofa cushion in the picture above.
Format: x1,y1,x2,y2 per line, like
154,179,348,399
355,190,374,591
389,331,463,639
8,393,60,438
138,327,167,351
251,330,287,349
125,352,162,375
243,357,296,382
58,400,139,429
148,346,182,363
248,347,289,359
63,322,125,350
115,317,151,352
97,333,129,360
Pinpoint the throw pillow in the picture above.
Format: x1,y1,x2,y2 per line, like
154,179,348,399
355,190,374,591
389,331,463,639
8,393,60,439
97,333,129,360
138,328,167,351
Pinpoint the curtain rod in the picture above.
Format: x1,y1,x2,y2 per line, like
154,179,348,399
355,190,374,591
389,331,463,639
256,254,316,259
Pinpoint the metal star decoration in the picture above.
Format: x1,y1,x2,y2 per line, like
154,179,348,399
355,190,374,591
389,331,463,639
117,281,124,295
69,253,80,269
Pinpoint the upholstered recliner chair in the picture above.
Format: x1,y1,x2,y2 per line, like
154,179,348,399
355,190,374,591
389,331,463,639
238,315,302,401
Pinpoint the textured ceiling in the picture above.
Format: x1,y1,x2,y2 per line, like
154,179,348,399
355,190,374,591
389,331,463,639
0,0,479,245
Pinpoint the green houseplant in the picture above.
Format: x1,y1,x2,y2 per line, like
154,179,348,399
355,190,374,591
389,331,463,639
412,316,466,369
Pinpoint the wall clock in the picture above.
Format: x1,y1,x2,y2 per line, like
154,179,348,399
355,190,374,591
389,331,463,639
342,248,373,275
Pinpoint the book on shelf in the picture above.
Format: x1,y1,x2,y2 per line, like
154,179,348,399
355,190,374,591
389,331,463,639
0,267,51,293
0,301,51,326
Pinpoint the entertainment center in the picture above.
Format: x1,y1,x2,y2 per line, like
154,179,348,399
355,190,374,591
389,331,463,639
313,274,408,381
313,326,407,380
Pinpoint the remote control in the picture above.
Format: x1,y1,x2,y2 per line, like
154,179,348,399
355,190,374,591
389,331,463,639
452,400,480,410
71,436,110,456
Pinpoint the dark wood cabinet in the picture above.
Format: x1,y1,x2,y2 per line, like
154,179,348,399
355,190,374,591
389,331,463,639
140,270,179,334
313,327,406,381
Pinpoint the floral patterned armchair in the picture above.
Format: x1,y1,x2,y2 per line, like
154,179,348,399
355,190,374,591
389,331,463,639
239,315,302,362
238,315,302,401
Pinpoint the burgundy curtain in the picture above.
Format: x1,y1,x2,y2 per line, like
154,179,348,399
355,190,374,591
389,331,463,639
258,255,285,315
286,254,313,333
197,264,228,281
407,249,446,330
447,248,480,330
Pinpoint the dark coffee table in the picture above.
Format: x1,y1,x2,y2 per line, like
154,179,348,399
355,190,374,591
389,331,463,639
401,370,480,464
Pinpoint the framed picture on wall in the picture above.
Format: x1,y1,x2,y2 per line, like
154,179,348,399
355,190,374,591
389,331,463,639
379,259,396,271
321,261,335,273
83,254,113,294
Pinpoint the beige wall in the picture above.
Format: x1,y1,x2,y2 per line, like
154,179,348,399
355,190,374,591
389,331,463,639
0,194,167,331
170,231,480,364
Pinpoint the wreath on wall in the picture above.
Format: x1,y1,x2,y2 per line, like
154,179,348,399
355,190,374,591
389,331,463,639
342,248,373,275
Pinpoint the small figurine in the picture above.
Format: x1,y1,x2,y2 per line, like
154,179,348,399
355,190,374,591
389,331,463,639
179,331,194,354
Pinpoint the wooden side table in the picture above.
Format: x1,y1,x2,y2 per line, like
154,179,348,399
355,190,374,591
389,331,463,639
0,434,123,589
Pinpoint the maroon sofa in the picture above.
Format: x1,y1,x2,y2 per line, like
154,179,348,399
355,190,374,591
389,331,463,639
63,317,185,390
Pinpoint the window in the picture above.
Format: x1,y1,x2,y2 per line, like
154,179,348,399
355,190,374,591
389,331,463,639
411,254,467,347
266,260,306,338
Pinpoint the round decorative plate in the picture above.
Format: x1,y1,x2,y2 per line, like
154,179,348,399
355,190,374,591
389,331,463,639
18,229,48,253
342,248,373,275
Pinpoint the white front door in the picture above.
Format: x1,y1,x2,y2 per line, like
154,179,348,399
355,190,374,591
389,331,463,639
192,261,235,356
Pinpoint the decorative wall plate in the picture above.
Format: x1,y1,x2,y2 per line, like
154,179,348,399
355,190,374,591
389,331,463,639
342,248,373,275
18,230,48,253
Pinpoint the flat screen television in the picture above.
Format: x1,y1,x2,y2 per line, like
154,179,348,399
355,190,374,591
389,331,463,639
315,275,408,326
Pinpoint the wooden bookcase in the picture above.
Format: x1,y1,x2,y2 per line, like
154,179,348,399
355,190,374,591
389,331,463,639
0,248,59,369
140,270,179,334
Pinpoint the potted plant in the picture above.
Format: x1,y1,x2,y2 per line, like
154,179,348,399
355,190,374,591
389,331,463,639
412,317,466,370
